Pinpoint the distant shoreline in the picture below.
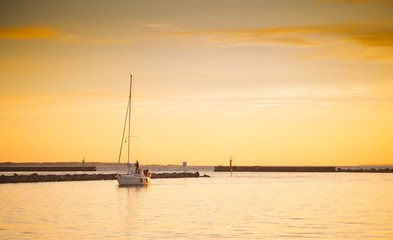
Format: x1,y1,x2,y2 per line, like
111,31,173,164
1,162,392,168
0,166,96,172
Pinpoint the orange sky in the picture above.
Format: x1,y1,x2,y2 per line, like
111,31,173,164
0,0,392,166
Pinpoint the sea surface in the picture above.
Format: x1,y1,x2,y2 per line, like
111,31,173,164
1,167,393,239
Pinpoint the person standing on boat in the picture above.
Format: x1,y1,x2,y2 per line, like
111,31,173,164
135,160,140,173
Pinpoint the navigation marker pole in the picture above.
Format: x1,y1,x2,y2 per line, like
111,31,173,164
230,156,233,177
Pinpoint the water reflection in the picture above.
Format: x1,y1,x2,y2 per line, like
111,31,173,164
115,182,152,238
117,184,150,190
1,174,393,239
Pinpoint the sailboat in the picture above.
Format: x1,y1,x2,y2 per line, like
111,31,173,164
117,74,151,186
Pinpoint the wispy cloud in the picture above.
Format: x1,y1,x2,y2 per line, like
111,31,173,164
251,99,309,108
58,35,135,45
0,27,58,39
156,23,393,48
135,96,375,111
209,32,317,46
313,0,393,5
135,97,312,111
4,23,391,49
0,26,135,45
136,21,182,31
349,29,393,47
0,88,125,116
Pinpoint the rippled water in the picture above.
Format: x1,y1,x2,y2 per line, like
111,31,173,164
1,171,392,239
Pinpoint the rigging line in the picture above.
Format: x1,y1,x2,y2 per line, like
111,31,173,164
116,91,131,175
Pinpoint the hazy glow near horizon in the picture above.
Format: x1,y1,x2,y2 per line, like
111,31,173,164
0,0,392,166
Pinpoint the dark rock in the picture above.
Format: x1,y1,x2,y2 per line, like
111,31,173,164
0,171,208,184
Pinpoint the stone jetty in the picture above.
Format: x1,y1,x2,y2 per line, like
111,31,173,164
151,172,210,178
214,166,337,172
214,166,393,173
337,168,393,173
0,172,209,184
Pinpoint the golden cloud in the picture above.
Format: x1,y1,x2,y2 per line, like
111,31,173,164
136,21,182,31
313,0,393,4
350,30,393,47
157,24,393,48
0,27,57,39
0,26,135,45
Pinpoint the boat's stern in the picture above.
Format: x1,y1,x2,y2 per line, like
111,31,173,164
117,174,151,186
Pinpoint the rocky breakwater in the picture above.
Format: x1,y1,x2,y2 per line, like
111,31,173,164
337,168,393,173
0,172,209,184
151,171,210,178
0,173,117,183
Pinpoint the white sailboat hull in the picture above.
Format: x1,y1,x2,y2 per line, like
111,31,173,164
117,173,151,186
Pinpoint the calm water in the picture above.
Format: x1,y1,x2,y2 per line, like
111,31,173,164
1,171,392,239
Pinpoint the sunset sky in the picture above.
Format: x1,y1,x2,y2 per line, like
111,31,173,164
1,0,392,166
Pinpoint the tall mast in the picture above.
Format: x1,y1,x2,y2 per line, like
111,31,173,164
116,75,132,174
128,74,133,164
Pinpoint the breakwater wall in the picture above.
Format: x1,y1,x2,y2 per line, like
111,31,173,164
214,166,336,172
337,168,393,173
152,172,209,178
0,172,209,184
0,166,96,172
